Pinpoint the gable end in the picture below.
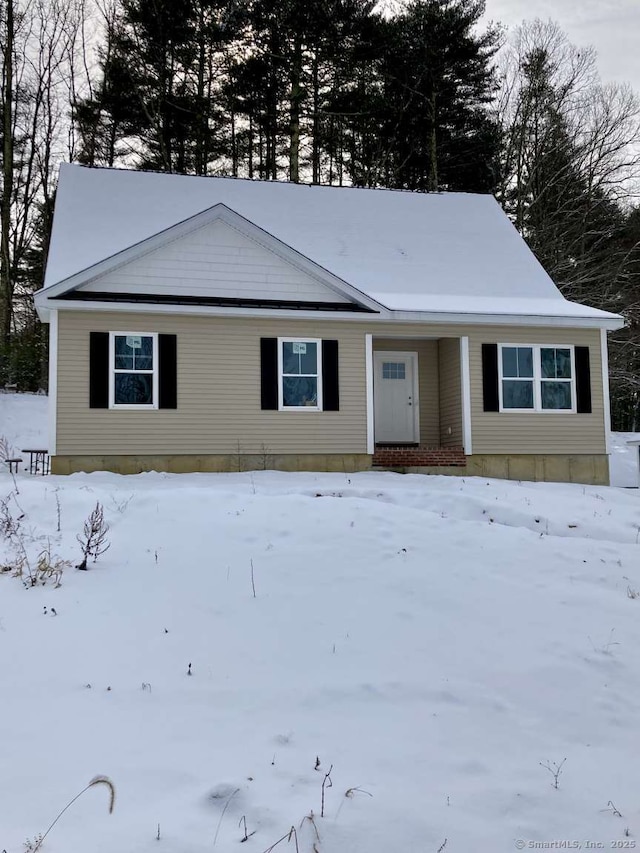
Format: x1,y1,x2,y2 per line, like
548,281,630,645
41,208,383,315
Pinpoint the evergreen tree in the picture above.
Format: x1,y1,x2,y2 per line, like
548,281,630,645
606,207,640,430
336,0,502,191
75,0,238,174
227,0,376,183
77,0,501,189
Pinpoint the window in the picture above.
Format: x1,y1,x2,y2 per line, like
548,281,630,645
501,346,534,409
382,362,406,380
278,338,322,410
109,332,158,408
540,347,572,410
498,344,575,412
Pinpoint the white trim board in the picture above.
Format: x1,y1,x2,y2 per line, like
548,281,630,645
460,336,472,456
47,310,58,456
601,328,612,455
34,296,624,330
365,335,374,454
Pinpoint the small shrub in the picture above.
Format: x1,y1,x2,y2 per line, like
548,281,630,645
0,492,22,539
7,539,69,589
77,502,110,570
30,543,69,588
540,757,566,789
1,495,68,587
0,435,15,462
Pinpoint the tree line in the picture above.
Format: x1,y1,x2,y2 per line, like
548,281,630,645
2,0,640,427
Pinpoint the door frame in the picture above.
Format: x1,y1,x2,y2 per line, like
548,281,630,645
373,350,420,444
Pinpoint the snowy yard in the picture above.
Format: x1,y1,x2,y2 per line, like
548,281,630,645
610,433,640,489
2,394,640,852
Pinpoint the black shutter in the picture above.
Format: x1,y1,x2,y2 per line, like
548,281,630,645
261,338,278,409
575,346,592,414
158,334,177,409
89,332,109,408
482,343,499,412
322,340,339,411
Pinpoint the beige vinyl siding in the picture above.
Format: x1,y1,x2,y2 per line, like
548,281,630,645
468,329,605,454
55,312,607,457
373,339,439,445
79,219,351,304
57,312,366,455
438,338,462,446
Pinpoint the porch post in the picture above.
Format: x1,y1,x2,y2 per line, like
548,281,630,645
600,328,612,454
460,336,472,455
365,333,374,454
48,309,58,456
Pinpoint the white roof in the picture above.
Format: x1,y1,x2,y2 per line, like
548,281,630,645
43,164,621,326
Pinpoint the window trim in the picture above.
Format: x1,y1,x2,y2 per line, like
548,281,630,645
497,343,576,414
109,331,159,410
277,337,323,411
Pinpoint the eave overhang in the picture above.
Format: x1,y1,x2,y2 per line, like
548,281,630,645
35,294,624,330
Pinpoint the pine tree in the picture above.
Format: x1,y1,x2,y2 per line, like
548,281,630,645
227,0,375,183
75,0,237,174
336,0,501,191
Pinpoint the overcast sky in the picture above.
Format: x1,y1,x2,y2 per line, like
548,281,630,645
483,0,640,91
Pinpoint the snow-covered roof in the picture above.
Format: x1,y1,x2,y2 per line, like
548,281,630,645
42,164,622,326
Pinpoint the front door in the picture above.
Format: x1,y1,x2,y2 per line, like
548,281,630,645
374,352,419,444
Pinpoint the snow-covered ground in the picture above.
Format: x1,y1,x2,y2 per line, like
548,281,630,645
2,394,640,853
610,432,640,488
0,391,47,458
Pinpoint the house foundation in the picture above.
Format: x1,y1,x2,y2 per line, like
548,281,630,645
50,453,373,475
403,454,610,485
50,451,609,484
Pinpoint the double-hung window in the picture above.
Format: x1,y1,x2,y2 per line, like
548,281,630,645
109,332,158,409
278,338,322,410
500,345,534,409
499,344,575,412
540,347,573,410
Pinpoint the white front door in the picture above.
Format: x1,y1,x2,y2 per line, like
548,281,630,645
374,352,419,443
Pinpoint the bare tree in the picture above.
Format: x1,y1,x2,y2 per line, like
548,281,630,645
497,21,640,242
0,0,87,385
0,0,16,368
496,20,640,427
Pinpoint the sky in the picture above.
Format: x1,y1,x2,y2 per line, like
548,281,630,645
483,0,640,91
